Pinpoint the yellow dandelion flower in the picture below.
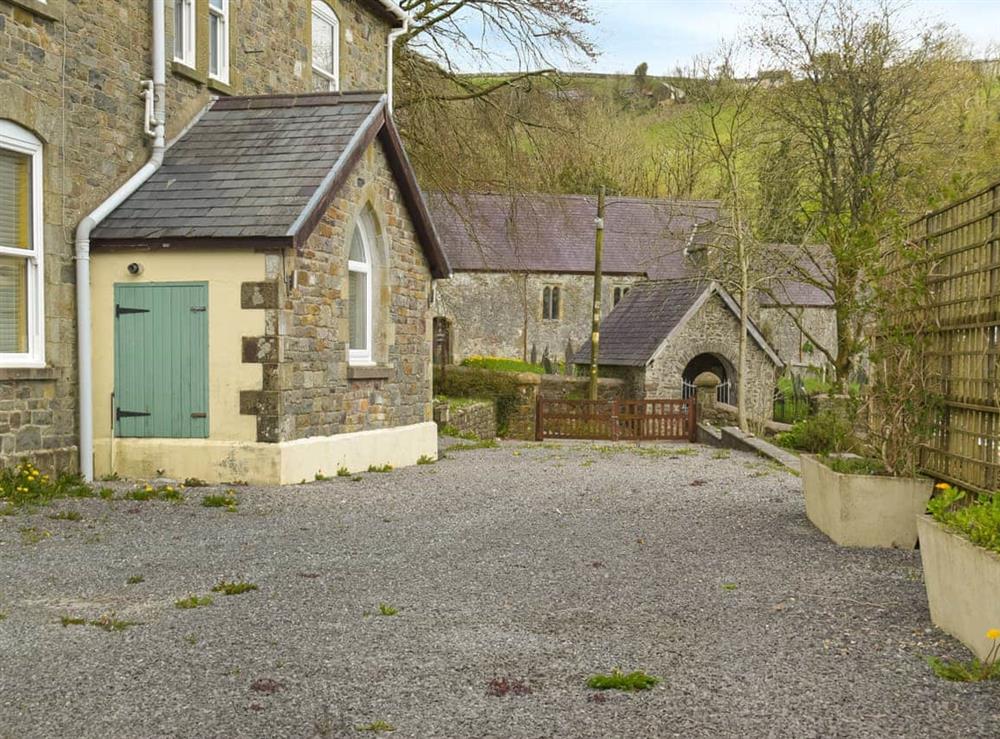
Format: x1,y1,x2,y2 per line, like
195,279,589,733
987,629,1000,641
165,486,174,492
934,482,951,490
144,484,153,492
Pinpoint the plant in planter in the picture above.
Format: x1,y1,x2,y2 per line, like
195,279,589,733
918,485,1000,660
800,233,939,548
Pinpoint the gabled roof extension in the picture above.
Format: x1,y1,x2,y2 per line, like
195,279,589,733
574,280,783,368
91,92,450,279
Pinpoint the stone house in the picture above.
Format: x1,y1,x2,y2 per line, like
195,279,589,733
573,280,783,422
428,192,721,363
0,0,450,482
428,191,836,373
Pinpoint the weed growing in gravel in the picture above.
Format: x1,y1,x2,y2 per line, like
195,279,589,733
202,491,238,511
416,454,436,465
927,630,1000,682
587,670,660,691
337,466,351,477
60,616,86,627
183,477,209,487
126,484,183,502
367,464,393,473
90,613,140,631
721,583,739,591
378,603,398,616
712,449,731,460
0,462,94,508
99,471,120,482
315,471,334,481
175,595,213,609
352,475,363,482
0,612,6,621
485,677,532,697
184,633,198,645
98,488,114,500
126,575,145,585
357,721,395,732
440,425,478,440
19,526,51,545
47,510,82,522
0,503,15,516
443,439,498,453
212,580,258,596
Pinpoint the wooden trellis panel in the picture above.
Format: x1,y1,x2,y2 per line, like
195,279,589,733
901,181,1000,493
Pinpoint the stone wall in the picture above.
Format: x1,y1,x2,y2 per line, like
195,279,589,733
434,400,497,440
0,0,393,470
758,306,837,371
643,293,779,423
539,375,625,401
242,139,432,443
433,271,643,363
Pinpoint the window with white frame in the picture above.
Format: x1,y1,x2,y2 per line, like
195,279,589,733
311,1,340,92
208,0,229,84
348,212,375,365
173,0,196,67
0,121,44,367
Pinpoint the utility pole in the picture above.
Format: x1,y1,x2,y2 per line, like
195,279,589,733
589,186,606,401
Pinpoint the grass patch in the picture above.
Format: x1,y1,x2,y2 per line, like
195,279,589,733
721,582,739,591
60,616,86,627
820,455,888,476
98,487,114,500
927,654,999,682
416,454,436,465
126,575,145,585
443,438,499,453
0,462,94,509
175,595,213,609
19,526,51,545
587,669,660,691
47,510,82,522
211,580,258,596
460,356,545,374
61,614,138,631
357,720,395,733
125,484,184,502
367,464,393,473
314,471,334,481
378,603,398,616
351,475,363,482
202,490,238,511
337,466,350,477
439,424,479,440
0,503,16,516
711,449,731,460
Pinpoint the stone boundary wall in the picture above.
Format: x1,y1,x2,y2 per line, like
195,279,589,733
434,400,497,440
539,375,625,401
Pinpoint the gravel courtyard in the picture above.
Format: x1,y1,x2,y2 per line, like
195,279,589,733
1,440,997,738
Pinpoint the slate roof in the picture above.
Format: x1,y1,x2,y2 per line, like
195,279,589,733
425,192,719,279
573,280,782,367
91,92,450,278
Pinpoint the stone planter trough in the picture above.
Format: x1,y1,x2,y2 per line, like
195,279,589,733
800,454,933,548
917,515,1000,660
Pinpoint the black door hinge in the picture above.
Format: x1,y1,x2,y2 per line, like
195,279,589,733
116,304,151,317
190,306,206,312
116,408,151,420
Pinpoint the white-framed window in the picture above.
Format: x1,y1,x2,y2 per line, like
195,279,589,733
542,285,561,320
173,0,196,67
311,0,340,92
348,213,374,365
208,0,229,84
0,121,45,368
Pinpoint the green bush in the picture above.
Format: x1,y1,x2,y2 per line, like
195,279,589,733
461,356,545,374
434,367,522,436
775,411,856,454
928,485,1000,554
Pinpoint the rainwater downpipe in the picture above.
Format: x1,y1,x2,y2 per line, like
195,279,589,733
74,0,166,481
385,11,408,112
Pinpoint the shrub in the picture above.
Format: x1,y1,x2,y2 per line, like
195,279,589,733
820,456,887,476
927,485,1000,554
774,411,856,454
434,367,521,436
461,355,545,374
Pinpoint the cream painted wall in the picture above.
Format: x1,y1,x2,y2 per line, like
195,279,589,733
90,248,267,476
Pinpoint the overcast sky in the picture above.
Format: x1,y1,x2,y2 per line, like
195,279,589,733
585,0,1000,75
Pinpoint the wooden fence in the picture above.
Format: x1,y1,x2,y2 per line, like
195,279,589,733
535,398,696,442
904,181,1000,493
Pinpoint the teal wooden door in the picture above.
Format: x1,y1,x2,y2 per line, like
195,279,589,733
114,282,209,438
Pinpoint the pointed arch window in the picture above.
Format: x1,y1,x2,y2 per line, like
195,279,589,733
312,1,340,92
348,213,374,365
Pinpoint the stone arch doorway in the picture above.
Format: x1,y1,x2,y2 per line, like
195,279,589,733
682,352,736,404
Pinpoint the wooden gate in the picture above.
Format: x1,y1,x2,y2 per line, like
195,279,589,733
535,398,696,442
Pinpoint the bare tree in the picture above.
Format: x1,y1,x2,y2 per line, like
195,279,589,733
755,0,959,389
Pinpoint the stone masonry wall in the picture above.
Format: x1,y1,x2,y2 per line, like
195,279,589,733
644,293,778,422
759,306,837,371
0,0,393,470
245,138,432,442
434,400,497,441
434,271,643,364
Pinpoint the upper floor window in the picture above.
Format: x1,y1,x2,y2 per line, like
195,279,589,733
173,0,196,68
208,0,230,84
348,212,375,365
312,1,340,92
613,286,630,306
542,285,561,320
0,121,44,367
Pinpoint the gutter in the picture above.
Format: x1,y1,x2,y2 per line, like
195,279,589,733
74,0,166,481
383,2,409,112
